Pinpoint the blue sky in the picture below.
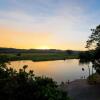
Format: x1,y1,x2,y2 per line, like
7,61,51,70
0,0,100,50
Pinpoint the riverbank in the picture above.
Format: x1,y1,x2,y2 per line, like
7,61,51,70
0,53,79,61
59,79,100,100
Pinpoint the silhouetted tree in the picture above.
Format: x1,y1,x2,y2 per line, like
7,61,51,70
16,53,21,57
66,50,73,55
86,25,100,74
86,25,100,49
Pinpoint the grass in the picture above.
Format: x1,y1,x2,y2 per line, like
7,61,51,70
88,73,100,85
0,53,79,61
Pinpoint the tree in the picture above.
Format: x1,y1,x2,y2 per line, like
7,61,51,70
86,25,100,74
66,50,73,55
86,25,100,49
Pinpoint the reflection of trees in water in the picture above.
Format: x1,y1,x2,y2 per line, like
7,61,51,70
79,59,95,79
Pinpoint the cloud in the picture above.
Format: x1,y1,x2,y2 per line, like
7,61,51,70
0,10,35,22
0,3,89,45
1,0,100,50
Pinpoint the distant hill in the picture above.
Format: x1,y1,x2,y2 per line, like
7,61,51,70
0,47,81,54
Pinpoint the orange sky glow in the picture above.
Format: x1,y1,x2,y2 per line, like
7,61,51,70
1,0,99,50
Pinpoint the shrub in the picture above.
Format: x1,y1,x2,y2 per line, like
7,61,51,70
0,62,70,100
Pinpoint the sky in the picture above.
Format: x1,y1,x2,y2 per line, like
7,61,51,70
0,0,100,50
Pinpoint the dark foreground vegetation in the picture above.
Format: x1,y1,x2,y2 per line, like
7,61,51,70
0,56,70,100
0,48,79,61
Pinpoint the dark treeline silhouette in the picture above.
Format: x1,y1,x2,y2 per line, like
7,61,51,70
0,47,80,54
0,48,80,61
0,55,70,100
79,50,95,61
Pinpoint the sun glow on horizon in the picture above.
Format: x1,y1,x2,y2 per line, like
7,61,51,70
37,46,50,50
0,0,99,50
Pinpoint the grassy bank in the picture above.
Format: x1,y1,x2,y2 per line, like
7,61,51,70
88,73,100,85
0,53,79,61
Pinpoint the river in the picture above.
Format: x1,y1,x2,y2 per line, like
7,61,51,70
7,59,95,83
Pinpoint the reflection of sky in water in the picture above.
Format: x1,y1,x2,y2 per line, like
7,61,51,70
7,59,95,83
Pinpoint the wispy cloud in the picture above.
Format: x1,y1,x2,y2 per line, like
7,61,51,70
0,0,100,50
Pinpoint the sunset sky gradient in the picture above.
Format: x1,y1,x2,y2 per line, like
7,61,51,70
0,0,100,50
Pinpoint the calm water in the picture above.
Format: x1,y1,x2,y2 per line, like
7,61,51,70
7,59,95,83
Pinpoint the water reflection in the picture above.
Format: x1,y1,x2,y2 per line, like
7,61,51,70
79,59,95,79
7,59,95,83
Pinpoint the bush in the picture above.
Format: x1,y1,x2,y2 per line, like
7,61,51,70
88,73,100,85
0,62,70,100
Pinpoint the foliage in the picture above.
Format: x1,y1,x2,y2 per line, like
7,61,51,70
79,50,96,62
0,59,70,100
85,25,100,74
88,73,100,85
86,25,100,49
